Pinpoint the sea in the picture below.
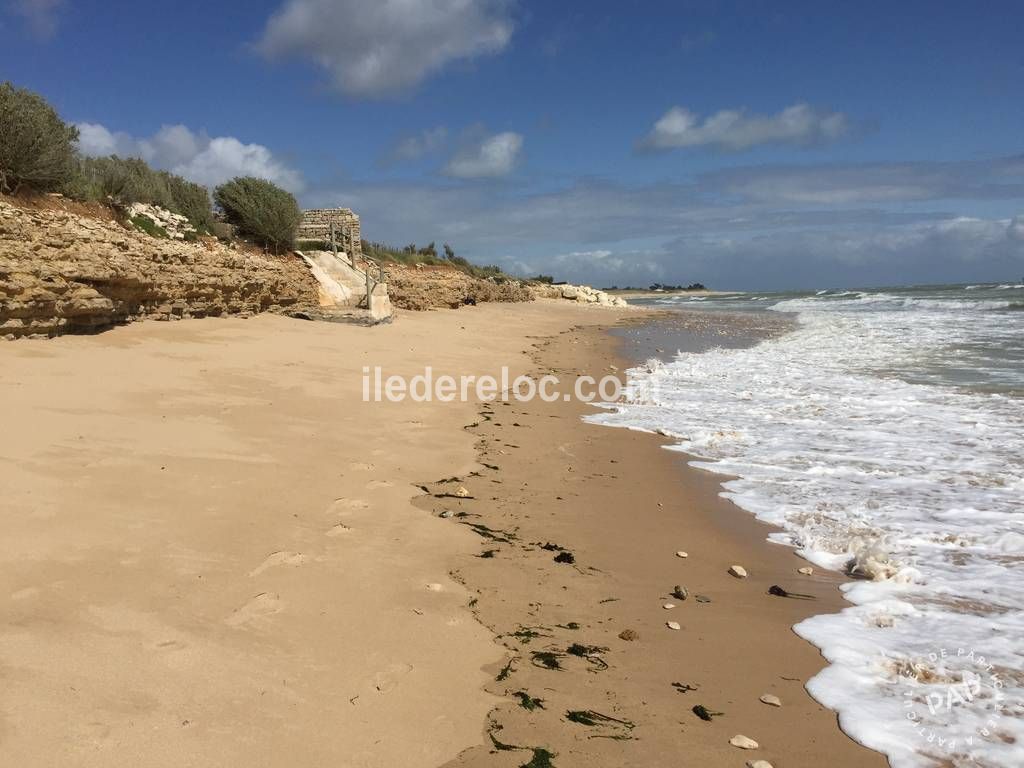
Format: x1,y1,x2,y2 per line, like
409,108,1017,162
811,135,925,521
590,283,1024,768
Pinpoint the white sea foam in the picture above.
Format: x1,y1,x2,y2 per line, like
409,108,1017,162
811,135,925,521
591,288,1024,767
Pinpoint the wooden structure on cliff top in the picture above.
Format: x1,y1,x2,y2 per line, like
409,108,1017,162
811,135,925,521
297,208,362,258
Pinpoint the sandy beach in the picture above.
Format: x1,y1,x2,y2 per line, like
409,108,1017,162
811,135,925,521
0,303,883,767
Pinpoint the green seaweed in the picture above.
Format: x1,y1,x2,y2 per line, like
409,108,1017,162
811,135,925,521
520,748,556,768
565,643,609,671
488,726,517,752
509,627,548,644
530,651,564,670
565,710,635,740
566,643,607,657
513,691,545,711
496,658,515,681
692,704,723,721
461,522,515,543
565,710,600,726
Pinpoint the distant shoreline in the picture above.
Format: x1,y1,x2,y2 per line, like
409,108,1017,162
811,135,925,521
606,288,736,299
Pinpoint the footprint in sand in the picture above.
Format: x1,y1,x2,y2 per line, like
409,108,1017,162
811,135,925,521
373,662,414,694
326,523,352,537
248,551,309,577
365,479,393,490
225,593,283,627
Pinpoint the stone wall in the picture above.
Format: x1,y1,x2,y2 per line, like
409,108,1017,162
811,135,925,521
297,208,361,257
0,199,320,340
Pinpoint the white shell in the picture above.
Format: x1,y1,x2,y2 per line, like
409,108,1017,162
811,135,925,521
730,734,759,749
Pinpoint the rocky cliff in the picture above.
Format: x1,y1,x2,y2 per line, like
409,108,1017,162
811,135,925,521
383,262,533,310
0,198,320,340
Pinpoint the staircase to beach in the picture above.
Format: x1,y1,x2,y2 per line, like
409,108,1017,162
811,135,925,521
294,250,393,325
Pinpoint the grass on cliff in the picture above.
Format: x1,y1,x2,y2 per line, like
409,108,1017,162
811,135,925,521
361,240,512,282
66,156,215,233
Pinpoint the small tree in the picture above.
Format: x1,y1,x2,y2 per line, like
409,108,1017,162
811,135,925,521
213,176,301,253
0,82,79,194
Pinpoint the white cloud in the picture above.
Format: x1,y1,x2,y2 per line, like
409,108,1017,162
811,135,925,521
444,131,523,178
257,0,514,97
75,123,304,192
388,126,448,162
8,0,63,39
702,156,1024,204
641,102,849,151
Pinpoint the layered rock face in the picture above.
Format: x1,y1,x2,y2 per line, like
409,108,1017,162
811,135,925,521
384,262,533,310
0,199,319,340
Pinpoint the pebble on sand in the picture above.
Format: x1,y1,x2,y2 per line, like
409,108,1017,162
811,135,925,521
671,585,689,600
618,628,640,641
455,486,470,497
730,734,759,749
676,551,689,558
798,566,814,575
663,602,676,610
728,565,749,579
746,761,774,768
666,621,681,631
759,693,782,707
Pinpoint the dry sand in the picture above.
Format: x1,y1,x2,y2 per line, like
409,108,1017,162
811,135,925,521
0,302,885,767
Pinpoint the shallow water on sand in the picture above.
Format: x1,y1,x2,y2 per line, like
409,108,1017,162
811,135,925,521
593,284,1024,768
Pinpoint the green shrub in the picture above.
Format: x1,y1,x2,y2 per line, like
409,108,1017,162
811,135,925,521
70,156,171,207
162,172,213,232
214,176,301,253
128,213,168,239
67,155,214,231
0,82,79,194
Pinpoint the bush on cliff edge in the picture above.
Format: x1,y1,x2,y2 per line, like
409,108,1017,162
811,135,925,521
0,82,79,195
214,176,301,253
67,156,215,232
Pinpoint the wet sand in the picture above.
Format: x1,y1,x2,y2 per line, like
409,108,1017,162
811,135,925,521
427,319,887,768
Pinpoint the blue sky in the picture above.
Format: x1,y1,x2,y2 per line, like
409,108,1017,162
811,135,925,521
3,0,1023,289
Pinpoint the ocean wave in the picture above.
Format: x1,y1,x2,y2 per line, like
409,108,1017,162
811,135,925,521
771,293,1014,313
590,302,1024,767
